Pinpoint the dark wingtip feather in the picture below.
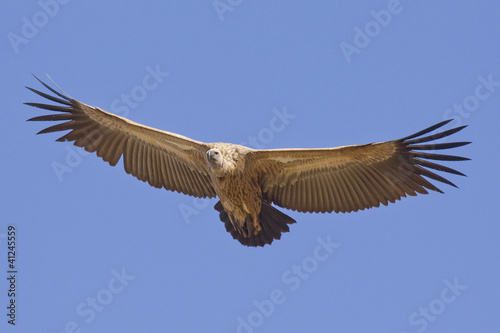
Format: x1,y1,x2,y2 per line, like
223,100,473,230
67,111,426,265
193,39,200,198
27,114,73,122
416,166,459,188
400,119,454,141
399,119,470,190
31,74,71,102
25,102,72,112
415,159,467,176
25,86,72,106
36,121,73,135
410,141,471,150
405,125,468,145
412,152,470,161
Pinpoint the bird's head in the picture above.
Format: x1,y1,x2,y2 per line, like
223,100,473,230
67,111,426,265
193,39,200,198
206,148,224,172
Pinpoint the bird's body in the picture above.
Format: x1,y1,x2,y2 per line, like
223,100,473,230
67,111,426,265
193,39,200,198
206,144,264,237
25,77,471,247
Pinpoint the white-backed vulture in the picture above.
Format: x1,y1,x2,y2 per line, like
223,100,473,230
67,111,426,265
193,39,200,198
26,77,470,247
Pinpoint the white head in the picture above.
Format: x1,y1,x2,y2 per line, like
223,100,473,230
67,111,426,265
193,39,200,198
206,148,224,174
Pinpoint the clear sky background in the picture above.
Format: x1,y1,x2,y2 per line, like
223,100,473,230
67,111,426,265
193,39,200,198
1,1,499,332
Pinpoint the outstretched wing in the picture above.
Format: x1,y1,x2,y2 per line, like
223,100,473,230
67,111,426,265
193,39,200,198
26,76,216,198
250,120,470,213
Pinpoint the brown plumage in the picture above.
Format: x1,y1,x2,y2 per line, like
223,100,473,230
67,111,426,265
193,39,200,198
26,77,471,247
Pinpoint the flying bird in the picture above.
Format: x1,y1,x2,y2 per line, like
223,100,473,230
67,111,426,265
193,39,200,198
25,77,470,247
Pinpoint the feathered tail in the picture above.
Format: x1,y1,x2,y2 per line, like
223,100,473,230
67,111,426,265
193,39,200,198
214,201,296,247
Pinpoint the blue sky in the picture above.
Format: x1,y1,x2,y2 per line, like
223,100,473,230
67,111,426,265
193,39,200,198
1,1,499,332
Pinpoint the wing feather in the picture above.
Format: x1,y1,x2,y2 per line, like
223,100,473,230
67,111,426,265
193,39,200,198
349,166,375,208
26,77,216,198
251,120,470,213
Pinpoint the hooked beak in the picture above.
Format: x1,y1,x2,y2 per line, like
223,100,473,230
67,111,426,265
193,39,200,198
206,150,213,163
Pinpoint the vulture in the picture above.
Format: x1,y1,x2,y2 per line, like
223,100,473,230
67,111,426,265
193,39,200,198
25,77,470,247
